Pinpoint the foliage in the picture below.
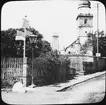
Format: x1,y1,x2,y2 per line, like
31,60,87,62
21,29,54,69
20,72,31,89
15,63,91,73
80,31,106,57
80,33,93,54
1,28,51,57
1,79,13,88
1,28,18,57
98,37,106,57
39,40,52,56
28,51,75,86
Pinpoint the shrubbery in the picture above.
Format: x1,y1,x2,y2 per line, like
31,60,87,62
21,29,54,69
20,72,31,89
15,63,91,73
1,79,13,88
27,51,76,86
1,51,76,87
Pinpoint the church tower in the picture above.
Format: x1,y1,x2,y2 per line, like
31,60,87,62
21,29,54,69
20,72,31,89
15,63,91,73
76,0,93,59
76,0,93,45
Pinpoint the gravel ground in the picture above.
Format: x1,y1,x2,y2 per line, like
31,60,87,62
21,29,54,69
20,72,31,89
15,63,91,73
1,72,105,104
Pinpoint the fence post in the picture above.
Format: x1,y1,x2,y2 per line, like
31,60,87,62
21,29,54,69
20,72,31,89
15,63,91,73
23,57,27,86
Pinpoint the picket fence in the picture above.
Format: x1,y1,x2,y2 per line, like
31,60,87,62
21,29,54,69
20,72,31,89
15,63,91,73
1,58,23,83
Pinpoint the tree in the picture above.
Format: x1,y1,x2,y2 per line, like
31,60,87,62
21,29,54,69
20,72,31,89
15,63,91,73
80,33,93,55
98,37,106,57
80,31,106,57
40,40,52,55
1,28,51,58
1,28,18,57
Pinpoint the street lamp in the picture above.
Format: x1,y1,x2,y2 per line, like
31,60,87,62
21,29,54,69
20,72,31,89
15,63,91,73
28,35,37,88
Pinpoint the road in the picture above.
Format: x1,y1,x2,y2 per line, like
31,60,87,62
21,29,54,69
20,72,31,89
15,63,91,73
1,73,105,104
62,74,105,104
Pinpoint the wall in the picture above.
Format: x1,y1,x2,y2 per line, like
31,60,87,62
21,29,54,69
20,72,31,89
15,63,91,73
83,57,106,74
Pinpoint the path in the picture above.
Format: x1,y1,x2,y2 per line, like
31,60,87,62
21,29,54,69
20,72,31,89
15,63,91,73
1,71,105,104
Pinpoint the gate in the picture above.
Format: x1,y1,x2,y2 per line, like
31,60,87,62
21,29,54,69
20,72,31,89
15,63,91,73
1,58,23,85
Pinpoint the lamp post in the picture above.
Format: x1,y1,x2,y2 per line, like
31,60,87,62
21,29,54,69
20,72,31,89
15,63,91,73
28,35,37,88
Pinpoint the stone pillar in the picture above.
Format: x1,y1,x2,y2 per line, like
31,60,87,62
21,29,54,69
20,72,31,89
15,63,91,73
52,35,59,51
23,57,27,87
78,56,84,75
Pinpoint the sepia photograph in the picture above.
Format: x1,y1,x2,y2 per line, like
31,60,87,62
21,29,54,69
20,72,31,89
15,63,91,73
1,0,106,104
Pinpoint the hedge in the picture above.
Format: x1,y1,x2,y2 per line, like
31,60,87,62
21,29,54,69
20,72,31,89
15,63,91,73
28,51,76,86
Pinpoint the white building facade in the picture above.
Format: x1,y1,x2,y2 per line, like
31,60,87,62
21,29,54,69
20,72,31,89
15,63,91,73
76,0,93,62
65,0,94,62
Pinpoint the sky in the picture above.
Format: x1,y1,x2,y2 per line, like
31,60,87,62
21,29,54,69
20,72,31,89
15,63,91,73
1,0,106,50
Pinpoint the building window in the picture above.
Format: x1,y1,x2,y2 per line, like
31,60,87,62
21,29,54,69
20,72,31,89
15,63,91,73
68,51,71,54
84,19,87,24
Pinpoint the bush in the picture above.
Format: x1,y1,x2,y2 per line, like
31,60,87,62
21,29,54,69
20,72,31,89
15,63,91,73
1,79,13,88
68,68,76,79
28,51,75,86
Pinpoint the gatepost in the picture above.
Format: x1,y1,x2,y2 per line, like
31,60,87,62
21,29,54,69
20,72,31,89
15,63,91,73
23,57,27,86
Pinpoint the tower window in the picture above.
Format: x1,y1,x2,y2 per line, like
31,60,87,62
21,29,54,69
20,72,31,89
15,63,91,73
84,19,87,24
85,31,87,33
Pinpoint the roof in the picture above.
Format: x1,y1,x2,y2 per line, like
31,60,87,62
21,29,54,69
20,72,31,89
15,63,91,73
78,0,91,9
65,38,81,51
76,13,93,20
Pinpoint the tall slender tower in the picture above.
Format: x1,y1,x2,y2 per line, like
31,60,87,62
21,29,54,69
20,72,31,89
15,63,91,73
76,0,93,44
52,35,59,51
76,0,93,59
